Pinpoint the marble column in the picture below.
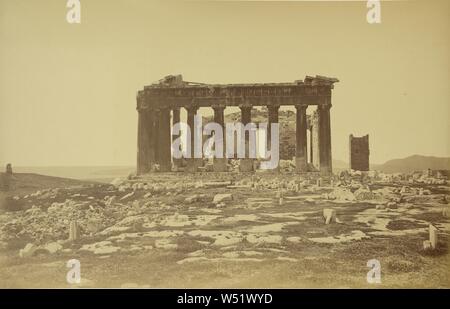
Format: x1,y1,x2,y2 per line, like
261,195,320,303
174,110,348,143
153,109,160,166
136,93,153,175
172,107,181,170
157,107,172,172
137,109,147,175
212,104,227,172
318,103,332,174
295,105,308,172
310,111,320,171
146,108,156,172
267,104,280,171
186,105,201,172
239,104,254,172
309,125,313,165
267,104,280,149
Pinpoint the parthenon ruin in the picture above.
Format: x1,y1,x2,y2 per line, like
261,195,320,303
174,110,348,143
136,75,338,175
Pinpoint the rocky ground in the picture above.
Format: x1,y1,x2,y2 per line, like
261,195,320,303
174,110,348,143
0,170,449,288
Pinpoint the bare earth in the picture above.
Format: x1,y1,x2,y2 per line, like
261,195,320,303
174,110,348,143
0,172,449,288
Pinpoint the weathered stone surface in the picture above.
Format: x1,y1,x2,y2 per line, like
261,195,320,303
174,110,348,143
387,202,398,209
443,207,450,218
349,134,369,171
423,240,432,251
323,209,336,225
19,243,37,258
213,193,233,205
354,187,374,201
43,242,63,254
69,220,80,242
185,195,200,204
328,188,355,202
429,224,438,249
80,241,120,255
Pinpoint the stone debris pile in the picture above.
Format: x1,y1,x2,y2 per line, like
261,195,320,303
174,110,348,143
0,168,447,261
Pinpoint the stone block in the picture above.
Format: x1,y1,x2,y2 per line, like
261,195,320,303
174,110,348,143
19,243,37,258
423,240,432,251
429,224,438,249
323,208,336,225
69,220,80,242
213,193,233,204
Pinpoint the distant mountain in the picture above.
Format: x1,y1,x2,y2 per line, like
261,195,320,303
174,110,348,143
374,155,450,173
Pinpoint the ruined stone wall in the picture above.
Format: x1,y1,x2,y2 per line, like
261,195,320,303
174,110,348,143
0,164,14,191
349,134,370,171
208,109,296,160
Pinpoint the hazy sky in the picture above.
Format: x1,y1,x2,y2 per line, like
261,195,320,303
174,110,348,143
0,0,449,166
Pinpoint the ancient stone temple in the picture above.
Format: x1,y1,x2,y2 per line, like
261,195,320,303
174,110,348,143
136,75,338,175
349,134,370,171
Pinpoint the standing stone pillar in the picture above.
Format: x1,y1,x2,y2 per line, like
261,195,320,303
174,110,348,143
5,164,12,175
186,105,201,172
157,107,172,172
212,104,227,172
267,104,280,171
145,108,156,172
318,103,332,174
309,125,313,164
295,105,308,172
310,112,320,170
267,105,280,149
172,107,182,170
152,109,160,169
239,104,254,172
137,109,145,175
136,93,152,175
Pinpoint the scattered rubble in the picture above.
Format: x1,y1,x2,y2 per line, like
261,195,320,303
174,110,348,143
19,243,37,258
80,241,121,255
0,168,448,275
308,230,369,244
328,187,355,202
213,193,233,205
19,241,63,258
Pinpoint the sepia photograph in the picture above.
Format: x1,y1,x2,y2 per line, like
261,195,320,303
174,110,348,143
0,0,449,300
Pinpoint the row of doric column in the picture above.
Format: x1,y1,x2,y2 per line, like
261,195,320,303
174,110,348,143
137,103,332,174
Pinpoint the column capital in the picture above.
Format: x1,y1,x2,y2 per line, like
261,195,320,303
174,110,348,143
267,104,280,111
318,103,332,111
185,104,199,113
294,104,308,111
238,103,253,110
154,106,170,113
211,103,226,111
136,91,148,111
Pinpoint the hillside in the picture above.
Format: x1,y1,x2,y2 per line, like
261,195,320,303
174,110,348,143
375,155,450,173
13,166,134,181
1,173,97,195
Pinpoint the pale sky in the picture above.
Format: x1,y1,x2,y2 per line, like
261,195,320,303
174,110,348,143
0,0,449,166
